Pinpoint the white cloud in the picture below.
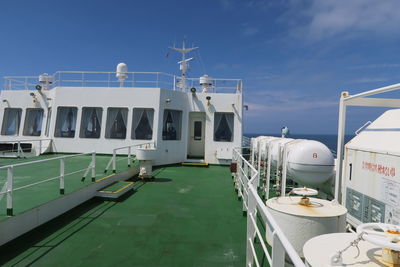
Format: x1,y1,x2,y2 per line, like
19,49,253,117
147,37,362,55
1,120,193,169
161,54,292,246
350,77,388,84
245,89,337,117
220,0,233,10
283,0,400,41
242,27,259,36
350,64,400,70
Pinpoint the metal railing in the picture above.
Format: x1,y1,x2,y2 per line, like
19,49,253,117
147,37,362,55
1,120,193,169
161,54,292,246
104,142,155,173
0,151,96,216
4,71,243,94
232,148,306,267
0,138,52,158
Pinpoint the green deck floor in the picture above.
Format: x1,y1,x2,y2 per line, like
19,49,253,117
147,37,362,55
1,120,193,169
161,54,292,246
0,154,132,220
0,165,247,266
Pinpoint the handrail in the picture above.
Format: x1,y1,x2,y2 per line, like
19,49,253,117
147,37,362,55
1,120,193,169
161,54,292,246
0,151,96,216
104,142,155,173
232,147,306,267
0,138,52,158
3,71,243,94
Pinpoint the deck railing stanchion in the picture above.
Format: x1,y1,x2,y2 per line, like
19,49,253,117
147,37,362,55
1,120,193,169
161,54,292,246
246,189,257,266
112,150,116,173
128,147,131,167
272,232,286,267
6,166,13,216
39,140,42,155
17,142,20,158
60,158,65,194
91,152,96,182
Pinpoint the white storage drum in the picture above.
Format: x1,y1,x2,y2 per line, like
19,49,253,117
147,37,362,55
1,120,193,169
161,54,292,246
265,196,347,257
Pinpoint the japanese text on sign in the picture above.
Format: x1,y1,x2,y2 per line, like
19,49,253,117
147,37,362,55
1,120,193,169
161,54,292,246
362,161,396,177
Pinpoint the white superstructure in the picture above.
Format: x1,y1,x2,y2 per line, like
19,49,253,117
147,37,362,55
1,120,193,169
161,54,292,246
0,45,243,166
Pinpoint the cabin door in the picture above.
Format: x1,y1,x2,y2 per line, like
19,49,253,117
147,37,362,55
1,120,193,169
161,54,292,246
188,112,205,158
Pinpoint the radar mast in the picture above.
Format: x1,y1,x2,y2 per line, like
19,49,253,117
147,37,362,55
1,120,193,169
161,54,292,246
169,39,198,91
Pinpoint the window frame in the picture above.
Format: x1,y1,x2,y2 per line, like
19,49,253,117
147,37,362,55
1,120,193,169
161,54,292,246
213,112,234,142
23,108,44,136
54,106,78,138
1,108,23,136
162,109,182,141
131,108,154,140
79,107,103,139
105,107,128,140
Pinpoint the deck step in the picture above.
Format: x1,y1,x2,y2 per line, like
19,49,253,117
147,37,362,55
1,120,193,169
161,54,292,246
181,161,209,167
96,181,135,199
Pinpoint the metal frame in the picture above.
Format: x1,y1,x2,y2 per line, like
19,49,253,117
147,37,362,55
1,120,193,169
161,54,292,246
0,151,96,216
104,141,155,173
232,147,306,267
4,71,242,93
0,138,52,157
335,83,400,202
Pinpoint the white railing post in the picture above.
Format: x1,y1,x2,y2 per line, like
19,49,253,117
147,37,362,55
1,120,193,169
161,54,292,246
243,162,249,212
6,166,13,216
272,232,286,267
128,147,131,167
281,145,288,197
39,139,42,155
112,150,116,173
91,152,96,182
246,190,257,266
17,141,21,158
265,144,272,199
60,158,65,194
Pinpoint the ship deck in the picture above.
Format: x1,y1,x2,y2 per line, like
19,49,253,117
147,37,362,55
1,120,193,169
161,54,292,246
0,163,247,266
0,154,130,220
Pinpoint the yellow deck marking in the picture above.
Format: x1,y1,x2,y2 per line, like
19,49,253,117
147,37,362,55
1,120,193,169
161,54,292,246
96,173,116,183
98,182,135,194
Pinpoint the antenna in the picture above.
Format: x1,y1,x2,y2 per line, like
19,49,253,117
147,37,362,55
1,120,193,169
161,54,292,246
169,39,198,91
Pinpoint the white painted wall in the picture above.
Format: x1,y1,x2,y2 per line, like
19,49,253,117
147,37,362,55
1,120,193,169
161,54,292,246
0,86,243,165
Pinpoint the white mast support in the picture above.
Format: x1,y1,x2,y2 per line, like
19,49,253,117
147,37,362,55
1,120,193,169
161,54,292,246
334,83,400,203
169,40,198,92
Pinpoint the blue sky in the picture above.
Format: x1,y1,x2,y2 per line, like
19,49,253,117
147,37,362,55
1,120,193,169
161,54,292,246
1,0,400,134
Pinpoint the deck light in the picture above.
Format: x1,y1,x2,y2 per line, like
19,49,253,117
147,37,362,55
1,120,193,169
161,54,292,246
166,99,171,104
35,85,42,91
190,87,196,95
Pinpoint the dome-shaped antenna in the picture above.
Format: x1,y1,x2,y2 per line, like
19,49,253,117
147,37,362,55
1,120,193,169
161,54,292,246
116,63,128,87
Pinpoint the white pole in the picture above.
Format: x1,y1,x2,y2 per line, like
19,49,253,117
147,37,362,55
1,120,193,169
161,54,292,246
91,152,96,182
60,158,65,194
112,150,116,173
6,166,13,216
335,92,348,202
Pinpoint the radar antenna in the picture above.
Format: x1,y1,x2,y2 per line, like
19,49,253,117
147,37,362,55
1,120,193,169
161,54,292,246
169,39,198,91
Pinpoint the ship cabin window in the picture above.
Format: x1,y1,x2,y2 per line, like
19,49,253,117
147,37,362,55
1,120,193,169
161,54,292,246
54,107,78,138
105,108,128,139
162,109,182,140
1,108,22,136
23,108,44,136
131,108,154,140
80,107,102,139
214,112,234,142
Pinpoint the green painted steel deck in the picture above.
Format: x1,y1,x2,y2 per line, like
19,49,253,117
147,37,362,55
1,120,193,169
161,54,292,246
0,165,247,266
0,154,133,220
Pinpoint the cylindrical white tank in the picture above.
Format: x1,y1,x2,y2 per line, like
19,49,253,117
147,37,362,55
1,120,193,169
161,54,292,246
287,140,334,186
259,136,278,160
265,196,347,257
303,233,384,266
270,138,294,167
